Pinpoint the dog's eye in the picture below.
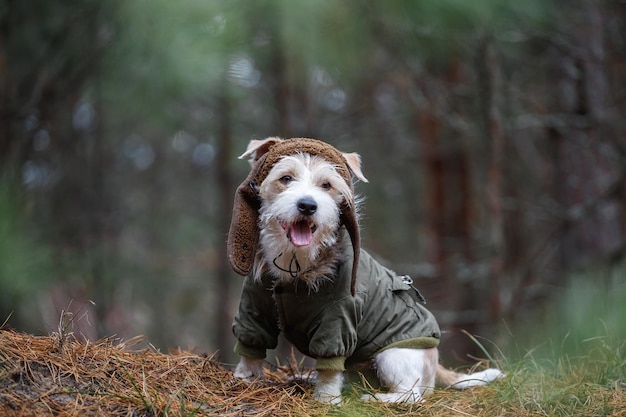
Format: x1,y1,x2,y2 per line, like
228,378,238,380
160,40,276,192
279,175,293,185
320,181,332,190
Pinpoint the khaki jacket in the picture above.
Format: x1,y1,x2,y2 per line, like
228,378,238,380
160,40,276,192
232,247,440,371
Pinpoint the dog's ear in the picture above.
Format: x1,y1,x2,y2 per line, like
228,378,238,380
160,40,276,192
342,152,368,183
239,137,282,162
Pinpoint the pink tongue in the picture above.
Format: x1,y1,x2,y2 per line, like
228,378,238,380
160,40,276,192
290,221,313,247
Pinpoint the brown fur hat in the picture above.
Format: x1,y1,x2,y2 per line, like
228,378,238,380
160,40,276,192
227,137,365,296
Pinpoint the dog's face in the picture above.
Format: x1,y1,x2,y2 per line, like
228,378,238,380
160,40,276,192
258,153,352,259
240,138,367,286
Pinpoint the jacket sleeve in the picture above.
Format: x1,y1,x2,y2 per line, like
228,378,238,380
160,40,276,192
308,294,363,371
232,275,280,359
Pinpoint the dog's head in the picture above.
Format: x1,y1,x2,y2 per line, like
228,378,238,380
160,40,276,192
227,137,367,295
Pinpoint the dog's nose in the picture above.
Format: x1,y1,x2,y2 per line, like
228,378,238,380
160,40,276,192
297,197,317,216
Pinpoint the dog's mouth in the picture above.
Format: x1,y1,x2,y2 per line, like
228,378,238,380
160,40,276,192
280,220,317,247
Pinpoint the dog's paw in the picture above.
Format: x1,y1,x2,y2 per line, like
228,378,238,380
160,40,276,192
313,389,343,405
361,392,425,403
233,357,265,380
480,368,506,382
312,370,343,405
450,368,506,389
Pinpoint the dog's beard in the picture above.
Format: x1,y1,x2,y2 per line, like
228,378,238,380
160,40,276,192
254,211,343,290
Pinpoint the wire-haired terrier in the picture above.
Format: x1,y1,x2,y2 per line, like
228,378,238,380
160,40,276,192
227,137,504,404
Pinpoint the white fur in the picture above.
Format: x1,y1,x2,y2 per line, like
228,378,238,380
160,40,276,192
360,348,504,403
233,356,265,379
446,368,506,390
362,348,437,402
233,139,505,404
255,154,350,287
313,370,344,405
234,348,504,405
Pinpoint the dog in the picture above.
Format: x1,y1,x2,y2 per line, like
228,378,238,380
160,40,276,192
227,137,504,404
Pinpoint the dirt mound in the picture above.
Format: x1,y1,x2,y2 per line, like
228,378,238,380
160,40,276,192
0,330,321,417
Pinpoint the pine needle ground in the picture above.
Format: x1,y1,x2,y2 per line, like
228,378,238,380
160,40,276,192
0,329,624,416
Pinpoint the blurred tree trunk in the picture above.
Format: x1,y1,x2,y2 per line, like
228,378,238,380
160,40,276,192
413,63,474,278
415,96,445,278
549,1,623,275
0,1,13,175
0,0,28,180
481,39,506,321
215,85,234,358
412,60,480,363
609,4,626,259
270,38,290,137
87,54,110,338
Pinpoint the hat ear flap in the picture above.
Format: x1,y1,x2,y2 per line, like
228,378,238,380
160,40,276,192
227,153,268,276
340,202,361,297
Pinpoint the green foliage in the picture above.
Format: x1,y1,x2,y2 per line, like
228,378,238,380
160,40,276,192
498,264,626,415
102,0,247,129
101,0,552,119
509,265,626,365
0,182,54,324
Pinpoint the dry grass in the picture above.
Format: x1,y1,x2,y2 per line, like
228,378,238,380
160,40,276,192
1,329,624,416
0,329,326,417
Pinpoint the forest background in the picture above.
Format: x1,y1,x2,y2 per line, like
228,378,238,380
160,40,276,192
1,0,625,366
